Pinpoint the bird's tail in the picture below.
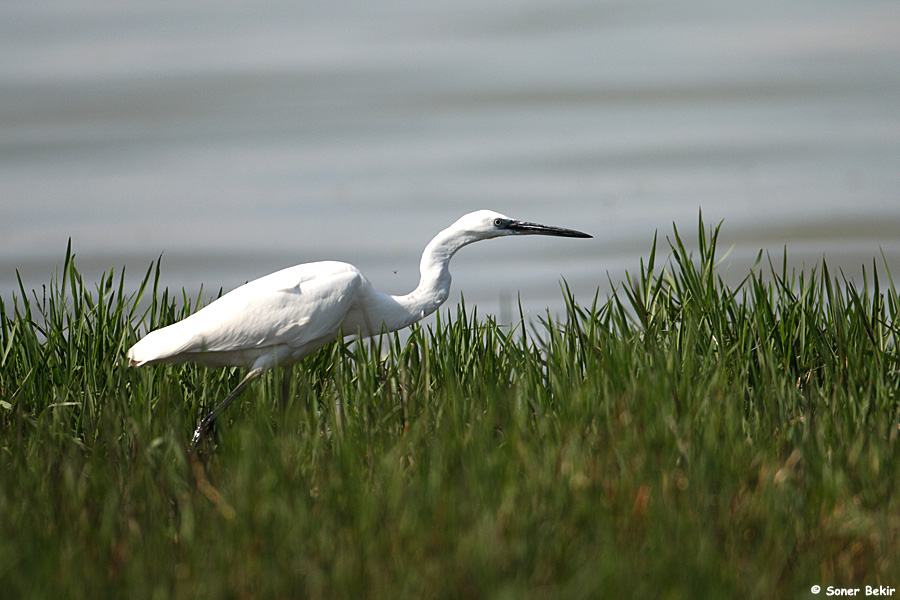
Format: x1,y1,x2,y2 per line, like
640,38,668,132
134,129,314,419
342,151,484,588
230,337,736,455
126,334,158,367
126,323,196,367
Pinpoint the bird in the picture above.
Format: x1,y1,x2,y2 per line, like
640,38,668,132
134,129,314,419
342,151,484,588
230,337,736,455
126,209,591,445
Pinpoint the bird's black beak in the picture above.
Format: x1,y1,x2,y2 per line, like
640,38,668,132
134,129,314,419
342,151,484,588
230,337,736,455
507,220,592,238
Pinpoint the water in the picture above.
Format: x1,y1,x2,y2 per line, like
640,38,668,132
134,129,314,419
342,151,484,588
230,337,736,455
2,0,900,323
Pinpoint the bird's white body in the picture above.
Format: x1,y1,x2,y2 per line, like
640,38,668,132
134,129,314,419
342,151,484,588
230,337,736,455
126,210,591,444
129,261,364,368
128,259,445,370
127,210,507,370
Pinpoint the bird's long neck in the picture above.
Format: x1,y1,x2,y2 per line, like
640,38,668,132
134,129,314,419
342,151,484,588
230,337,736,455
383,223,477,330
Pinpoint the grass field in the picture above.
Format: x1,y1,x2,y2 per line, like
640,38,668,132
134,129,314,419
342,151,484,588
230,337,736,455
2,219,899,599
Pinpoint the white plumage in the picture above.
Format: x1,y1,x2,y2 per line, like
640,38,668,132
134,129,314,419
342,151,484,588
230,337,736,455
128,262,366,369
126,210,591,445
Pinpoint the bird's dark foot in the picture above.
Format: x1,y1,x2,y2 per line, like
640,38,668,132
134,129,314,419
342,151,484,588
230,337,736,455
191,416,215,448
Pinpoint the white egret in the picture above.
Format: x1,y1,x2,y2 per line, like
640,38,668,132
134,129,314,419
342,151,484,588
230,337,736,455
126,209,591,445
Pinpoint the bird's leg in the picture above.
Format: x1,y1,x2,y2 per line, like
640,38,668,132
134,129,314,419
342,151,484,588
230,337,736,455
280,365,293,409
191,367,265,447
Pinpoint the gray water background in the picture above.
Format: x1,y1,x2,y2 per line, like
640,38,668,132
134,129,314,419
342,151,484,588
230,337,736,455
2,1,899,324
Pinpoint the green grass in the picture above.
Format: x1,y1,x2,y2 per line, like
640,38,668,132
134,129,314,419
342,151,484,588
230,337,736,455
2,218,899,599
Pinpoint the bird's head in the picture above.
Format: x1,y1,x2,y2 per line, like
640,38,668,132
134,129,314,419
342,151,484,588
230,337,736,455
420,209,592,282
452,209,592,242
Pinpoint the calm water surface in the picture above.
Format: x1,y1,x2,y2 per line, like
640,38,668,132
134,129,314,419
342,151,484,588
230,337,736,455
2,0,899,322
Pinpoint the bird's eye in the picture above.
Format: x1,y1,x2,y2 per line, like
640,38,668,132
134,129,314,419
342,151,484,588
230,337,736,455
493,218,503,227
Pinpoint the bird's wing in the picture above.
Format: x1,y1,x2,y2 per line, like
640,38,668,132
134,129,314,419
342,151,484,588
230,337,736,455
128,262,366,365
